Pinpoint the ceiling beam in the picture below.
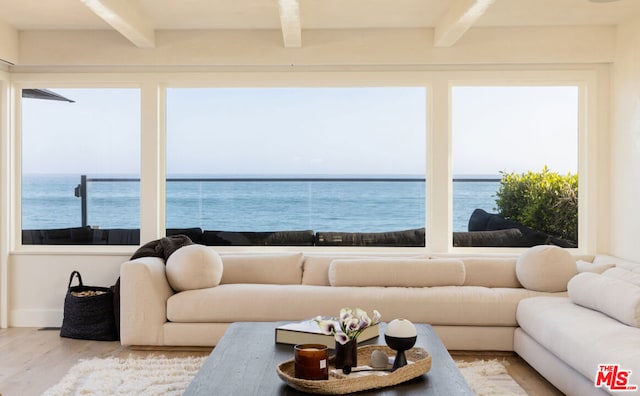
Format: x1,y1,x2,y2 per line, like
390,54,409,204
434,0,496,47
278,0,302,48
80,0,155,48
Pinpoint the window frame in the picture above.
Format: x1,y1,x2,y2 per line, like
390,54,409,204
20,87,143,234
163,85,429,240
8,68,600,255
440,70,596,253
12,80,145,254
449,83,582,248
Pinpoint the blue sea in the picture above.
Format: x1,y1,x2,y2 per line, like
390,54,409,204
21,175,500,233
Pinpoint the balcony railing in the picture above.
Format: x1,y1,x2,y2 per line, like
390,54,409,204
73,174,432,228
27,174,571,248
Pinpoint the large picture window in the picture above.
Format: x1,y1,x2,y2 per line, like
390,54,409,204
165,87,427,247
14,73,592,251
451,86,579,248
21,88,141,245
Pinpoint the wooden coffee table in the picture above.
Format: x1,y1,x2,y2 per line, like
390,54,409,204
185,322,474,395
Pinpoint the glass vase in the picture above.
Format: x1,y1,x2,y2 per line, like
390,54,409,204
334,339,357,372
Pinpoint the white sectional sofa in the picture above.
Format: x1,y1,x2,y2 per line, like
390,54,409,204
122,245,640,393
120,245,578,350
515,255,640,396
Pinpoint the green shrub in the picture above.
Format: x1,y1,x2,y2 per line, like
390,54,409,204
495,166,578,242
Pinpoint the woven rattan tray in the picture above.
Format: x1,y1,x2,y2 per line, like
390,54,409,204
276,345,431,394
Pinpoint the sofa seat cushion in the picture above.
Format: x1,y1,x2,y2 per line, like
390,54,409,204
517,297,640,385
167,284,557,326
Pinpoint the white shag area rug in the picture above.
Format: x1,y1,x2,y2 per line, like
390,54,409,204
43,356,527,396
42,356,207,396
457,359,528,396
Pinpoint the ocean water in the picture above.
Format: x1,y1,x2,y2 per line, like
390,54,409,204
21,175,499,233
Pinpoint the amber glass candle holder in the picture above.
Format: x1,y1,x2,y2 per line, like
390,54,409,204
294,344,329,380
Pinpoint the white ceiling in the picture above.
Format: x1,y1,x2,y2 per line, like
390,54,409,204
1,0,639,47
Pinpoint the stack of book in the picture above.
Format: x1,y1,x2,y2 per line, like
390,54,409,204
275,319,380,348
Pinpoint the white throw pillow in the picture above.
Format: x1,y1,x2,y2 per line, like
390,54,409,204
516,245,577,292
328,259,465,287
568,272,640,327
576,259,615,274
165,245,223,292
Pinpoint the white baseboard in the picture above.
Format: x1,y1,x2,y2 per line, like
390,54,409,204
9,309,63,327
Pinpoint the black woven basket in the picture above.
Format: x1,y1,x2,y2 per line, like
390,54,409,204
60,271,118,341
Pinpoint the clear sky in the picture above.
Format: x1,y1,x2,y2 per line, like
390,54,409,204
166,87,426,176
21,85,578,177
21,89,141,175
452,86,578,176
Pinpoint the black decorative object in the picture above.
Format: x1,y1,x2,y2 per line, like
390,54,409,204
335,339,358,374
385,319,417,371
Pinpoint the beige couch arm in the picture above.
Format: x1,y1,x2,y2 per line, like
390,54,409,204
120,257,174,346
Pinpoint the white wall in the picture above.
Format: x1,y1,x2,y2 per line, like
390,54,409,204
610,18,640,262
8,253,126,327
0,19,18,65
16,26,616,69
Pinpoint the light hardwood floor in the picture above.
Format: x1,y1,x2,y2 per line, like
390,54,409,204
0,327,563,396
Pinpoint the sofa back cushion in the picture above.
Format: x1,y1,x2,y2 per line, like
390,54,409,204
461,257,521,288
594,254,640,272
220,252,304,284
328,258,465,287
302,254,427,286
603,267,640,286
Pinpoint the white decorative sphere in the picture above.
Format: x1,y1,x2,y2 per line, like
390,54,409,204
385,319,417,338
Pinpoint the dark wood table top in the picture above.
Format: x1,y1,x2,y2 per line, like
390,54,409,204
185,322,474,395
